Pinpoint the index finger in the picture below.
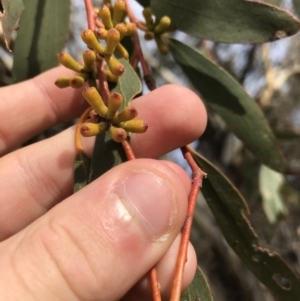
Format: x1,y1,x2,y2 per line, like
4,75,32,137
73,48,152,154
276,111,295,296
0,66,87,156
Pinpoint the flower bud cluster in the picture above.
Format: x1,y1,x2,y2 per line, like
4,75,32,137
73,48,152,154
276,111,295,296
55,51,96,88
81,87,148,142
142,7,171,55
55,0,137,88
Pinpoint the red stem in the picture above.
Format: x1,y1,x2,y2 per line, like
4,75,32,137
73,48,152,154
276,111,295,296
121,138,162,301
121,139,136,160
84,0,96,31
169,146,206,301
124,0,152,79
150,268,162,301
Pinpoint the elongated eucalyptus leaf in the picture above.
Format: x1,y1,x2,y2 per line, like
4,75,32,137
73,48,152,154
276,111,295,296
13,0,70,82
181,266,214,301
264,0,282,5
88,131,127,183
111,57,142,109
74,151,91,192
135,0,150,7
259,165,287,224
189,148,300,301
1,0,24,50
151,0,300,43
293,0,300,17
169,38,287,173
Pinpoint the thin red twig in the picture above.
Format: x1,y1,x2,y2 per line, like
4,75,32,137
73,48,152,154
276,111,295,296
150,268,162,301
124,0,152,79
121,139,136,160
84,0,96,31
169,146,206,301
121,140,161,301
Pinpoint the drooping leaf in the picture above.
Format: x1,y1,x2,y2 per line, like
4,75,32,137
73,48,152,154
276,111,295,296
135,0,150,8
264,0,282,6
259,165,288,224
111,56,142,108
168,38,287,173
274,128,300,140
74,151,91,192
181,266,214,301
1,0,24,50
293,0,300,17
189,148,300,301
151,0,300,43
88,131,127,183
13,0,70,82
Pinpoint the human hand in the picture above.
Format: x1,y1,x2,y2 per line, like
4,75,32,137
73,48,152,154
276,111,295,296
0,67,207,300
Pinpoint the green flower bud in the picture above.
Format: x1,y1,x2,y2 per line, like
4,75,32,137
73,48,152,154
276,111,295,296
57,52,83,73
80,122,107,137
155,36,169,55
115,23,127,39
104,28,120,56
106,92,123,120
82,87,108,117
125,23,137,36
143,7,153,30
113,105,138,124
105,70,119,82
121,119,148,133
154,16,171,35
106,56,125,76
98,5,113,29
81,29,105,55
113,0,126,26
82,50,96,72
96,28,108,39
109,126,127,142
115,43,129,60
55,76,72,88
144,31,154,40
69,75,85,88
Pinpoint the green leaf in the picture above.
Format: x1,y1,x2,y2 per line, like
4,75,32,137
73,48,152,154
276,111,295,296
1,0,24,50
88,131,127,183
111,57,142,108
74,151,91,192
274,128,300,140
151,0,300,43
168,38,287,173
181,266,214,301
13,0,70,82
190,148,300,301
293,0,300,17
264,0,282,5
259,165,288,224
135,0,150,7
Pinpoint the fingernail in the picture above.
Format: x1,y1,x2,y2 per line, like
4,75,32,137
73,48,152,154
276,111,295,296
117,171,175,239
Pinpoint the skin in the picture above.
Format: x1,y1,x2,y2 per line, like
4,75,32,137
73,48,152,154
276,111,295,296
0,66,207,301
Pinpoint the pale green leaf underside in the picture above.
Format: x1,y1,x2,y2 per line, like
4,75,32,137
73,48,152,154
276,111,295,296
1,0,24,50
259,165,288,224
181,266,214,301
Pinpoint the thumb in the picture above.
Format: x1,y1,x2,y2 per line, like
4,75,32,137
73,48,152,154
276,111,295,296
0,159,189,301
